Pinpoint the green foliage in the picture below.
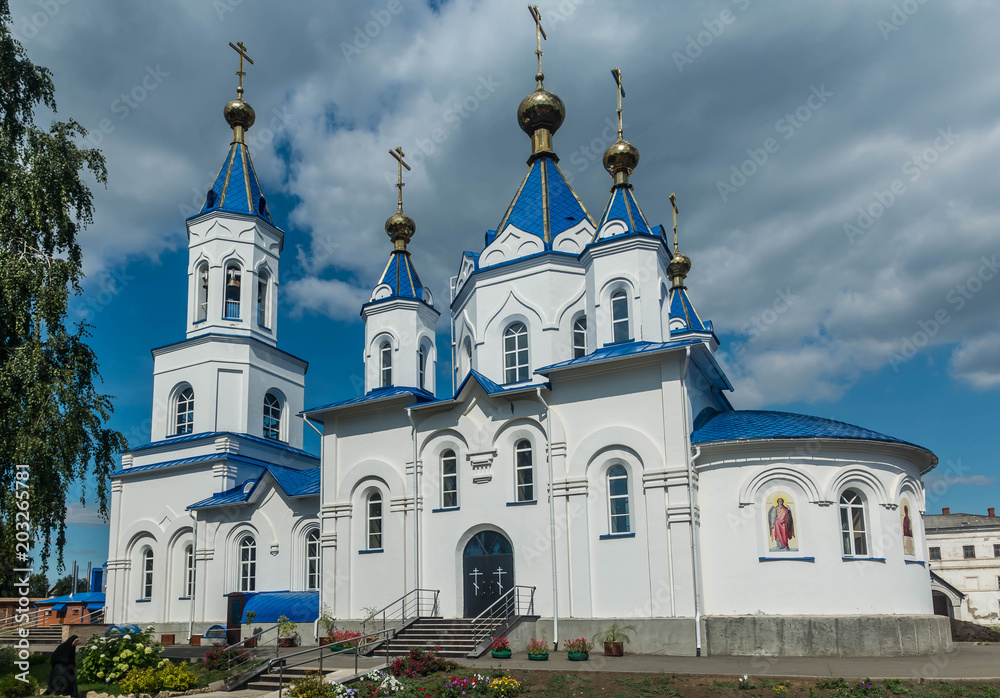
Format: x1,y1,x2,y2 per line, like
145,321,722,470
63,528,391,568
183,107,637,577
0,673,37,698
0,0,126,572
277,614,298,638
317,603,333,633
119,662,195,694
594,621,637,644
286,671,337,698
0,646,16,674
202,643,249,671
244,610,257,628
817,678,850,690
50,575,87,596
78,626,164,684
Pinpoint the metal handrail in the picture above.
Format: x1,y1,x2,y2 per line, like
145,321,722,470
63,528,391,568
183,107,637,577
267,627,397,697
361,588,439,638
0,608,45,633
468,585,536,647
222,623,280,679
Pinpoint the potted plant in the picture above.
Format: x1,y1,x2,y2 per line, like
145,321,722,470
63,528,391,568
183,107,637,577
490,636,511,659
563,637,593,661
526,638,548,661
329,629,363,651
244,611,258,648
277,615,298,647
595,622,637,657
317,605,335,646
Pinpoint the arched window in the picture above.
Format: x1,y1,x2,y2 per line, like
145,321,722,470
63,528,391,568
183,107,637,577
224,263,242,320
263,392,282,441
608,465,630,534
442,450,458,508
573,317,587,359
515,440,533,502
840,490,868,556
239,536,256,591
257,270,269,328
141,549,154,600
380,342,392,388
175,387,194,435
418,346,427,391
305,529,320,591
503,323,529,384
185,544,195,597
196,263,209,322
611,290,630,343
367,493,383,550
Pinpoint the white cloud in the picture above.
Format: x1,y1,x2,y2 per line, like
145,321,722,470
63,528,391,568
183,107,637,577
64,502,108,526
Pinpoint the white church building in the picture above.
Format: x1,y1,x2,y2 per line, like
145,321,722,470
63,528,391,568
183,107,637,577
104,32,951,657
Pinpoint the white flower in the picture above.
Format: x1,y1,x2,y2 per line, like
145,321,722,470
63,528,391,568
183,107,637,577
144,647,152,655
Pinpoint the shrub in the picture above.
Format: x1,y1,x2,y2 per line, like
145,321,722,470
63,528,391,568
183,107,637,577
203,642,250,671
79,626,164,684
0,646,16,674
0,674,37,698
285,671,337,698
388,647,456,679
120,662,197,694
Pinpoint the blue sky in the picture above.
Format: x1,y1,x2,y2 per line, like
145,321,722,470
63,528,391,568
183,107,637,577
10,0,999,580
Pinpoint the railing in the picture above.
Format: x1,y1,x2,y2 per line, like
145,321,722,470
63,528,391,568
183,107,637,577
221,623,281,685
361,588,440,640
469,585,536,648
224,300,240,319
0,608,46,634
266,627,397,697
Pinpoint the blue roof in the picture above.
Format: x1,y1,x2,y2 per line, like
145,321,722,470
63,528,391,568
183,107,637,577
374,251,424,300
196,141,274,224
456,370,544,396
668,286,708,334
596,186,652,238
35,592,105,607
127,431,318,460
495,155,593,244
240,591,318,624
303,385,436,414
537,338,702,374
112,452,317,478
691,409,927,450
187,463,319,510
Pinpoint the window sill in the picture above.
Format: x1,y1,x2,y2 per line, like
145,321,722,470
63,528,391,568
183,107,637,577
192,319,207,325
506,500,537,507
842,556,885,563
358,549,384,555
432,506,460,513
223,317,243,322
758,556,815,562
177,596,192,600
600,532,635,540
905,559,927,565
135,599,151,603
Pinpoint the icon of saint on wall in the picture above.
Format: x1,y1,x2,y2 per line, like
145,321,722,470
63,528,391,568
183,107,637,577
901,498,915,556
767,492,798,552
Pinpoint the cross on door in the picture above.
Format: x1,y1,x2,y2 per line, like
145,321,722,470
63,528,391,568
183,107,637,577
469,567,482,596
494,566,507,594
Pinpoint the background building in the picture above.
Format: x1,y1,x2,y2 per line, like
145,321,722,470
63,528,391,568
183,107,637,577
926,507,1000,625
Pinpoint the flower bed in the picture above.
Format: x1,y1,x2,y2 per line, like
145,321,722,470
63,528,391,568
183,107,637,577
79,626,165,685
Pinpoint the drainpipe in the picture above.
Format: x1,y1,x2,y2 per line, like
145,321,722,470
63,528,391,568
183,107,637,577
406,408,420,594
188,517,198,643
535,386,559,652
680,346,703,656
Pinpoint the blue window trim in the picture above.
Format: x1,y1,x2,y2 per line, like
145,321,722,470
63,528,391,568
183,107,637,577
842,556,886,563
432,506,460,513
358,548,384,555
506,500,537,507
600,532,635,540
135,599,151,603
758,556,816,562
223,317,243,322
192,319,207,325
904,559,926,565
177,596,192,600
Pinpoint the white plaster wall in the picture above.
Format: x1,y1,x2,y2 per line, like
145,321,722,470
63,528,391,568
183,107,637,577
362,299,440,393
926,528,1000,624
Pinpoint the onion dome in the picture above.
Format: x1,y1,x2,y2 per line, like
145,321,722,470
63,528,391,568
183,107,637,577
517,77,565,162
603,137,639,187
385,210,416,251
224,98,255,134
668,250,692,288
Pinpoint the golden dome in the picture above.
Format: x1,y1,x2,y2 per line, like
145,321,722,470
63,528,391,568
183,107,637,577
517,85,565,136
385,210,416,248
668,251,692,281
224,98,256,131
603,137,639,176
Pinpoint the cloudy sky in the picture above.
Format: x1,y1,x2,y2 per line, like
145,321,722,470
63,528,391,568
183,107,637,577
10,0,1000,577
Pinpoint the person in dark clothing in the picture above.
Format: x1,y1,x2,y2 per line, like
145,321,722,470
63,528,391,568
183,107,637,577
45,635,80,698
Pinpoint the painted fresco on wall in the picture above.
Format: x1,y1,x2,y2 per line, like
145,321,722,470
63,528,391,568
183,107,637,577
767,491,798,552
901,497,915,556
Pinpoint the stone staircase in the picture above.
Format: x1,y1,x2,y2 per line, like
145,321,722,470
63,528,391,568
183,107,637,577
0,626,63,645
384,618,505,659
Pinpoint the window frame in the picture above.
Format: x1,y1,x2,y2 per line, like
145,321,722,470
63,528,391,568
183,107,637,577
196,262,209,322
839,489,868,557
572,316,587,359
441,449,458,509
239,536,257,592
175,386,195,436
418,346,427,391
607,465,630,534
367,492,383,551
503,322,529,384
184,544,195,598
964,545,976,559
994,544,1000,558
380,342,393,388
141,549,154,600
257,269,269,328
515,439,534,502
929,546,942,561
224,262,242,320
611,290,630,343
263,391,282,441
305,529,320,591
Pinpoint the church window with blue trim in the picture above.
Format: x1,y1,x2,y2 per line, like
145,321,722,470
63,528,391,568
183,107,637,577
503,322,529,383
611,291,630,343
608,465,630,534
239,536,256,591
840,490,868,556
573,316,587,358
263,392,281,441
367,492,383,550
224,263,242,320
141,549,154,600
380,343,392,387
175,386,194,436
442,450,458,508
515,440,533,502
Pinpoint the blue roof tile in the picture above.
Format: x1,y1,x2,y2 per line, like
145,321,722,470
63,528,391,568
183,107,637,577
240,591,318,623
374,251,424,300
495,156,592,245
668,286,707,333
303,386,436,414
596,186,652,240
126,431,318,460
195,142,274,225
691,410,928,450
187,463,319,510
537,339,702,374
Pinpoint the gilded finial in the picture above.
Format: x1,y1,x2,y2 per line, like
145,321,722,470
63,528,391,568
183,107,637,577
518,5,565,162
385,147,415,251
223,41,256,144
667,193,692,289
602,67,640,188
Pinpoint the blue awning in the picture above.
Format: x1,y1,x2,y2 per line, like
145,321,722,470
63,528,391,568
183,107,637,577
50,604,67,612
239,591,318,624
86,603,104,611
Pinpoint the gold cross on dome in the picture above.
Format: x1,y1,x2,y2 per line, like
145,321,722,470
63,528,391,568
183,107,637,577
611,67,626,139
229,41,254,97
669,192,680,251
528,5,547,86
389,147,411,211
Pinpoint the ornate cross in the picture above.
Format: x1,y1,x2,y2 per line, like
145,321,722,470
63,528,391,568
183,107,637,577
229,41,254,97
388,146,411,212
669,192,680,251
469,567,482,596
528,5,547,86
494,566,507,593
611,67,626,140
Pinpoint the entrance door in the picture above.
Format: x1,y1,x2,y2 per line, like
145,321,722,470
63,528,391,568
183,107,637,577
462,530,514,618
225,593,246,644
